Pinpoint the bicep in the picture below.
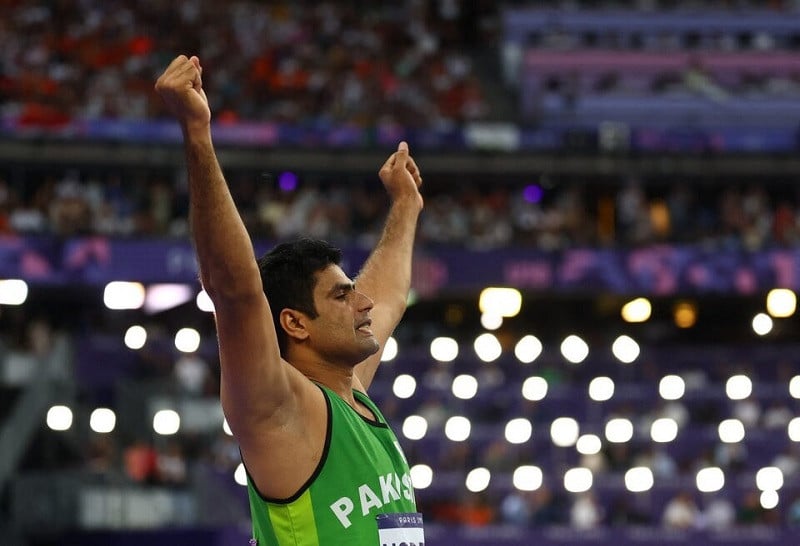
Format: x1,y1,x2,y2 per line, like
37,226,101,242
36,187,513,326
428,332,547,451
213,293,294,434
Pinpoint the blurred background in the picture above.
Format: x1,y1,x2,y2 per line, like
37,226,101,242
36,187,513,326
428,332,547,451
2,1,800,544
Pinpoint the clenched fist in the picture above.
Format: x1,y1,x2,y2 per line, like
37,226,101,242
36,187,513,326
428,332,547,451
155,55,211,131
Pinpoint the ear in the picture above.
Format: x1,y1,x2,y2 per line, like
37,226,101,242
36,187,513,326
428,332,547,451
279,309,310,342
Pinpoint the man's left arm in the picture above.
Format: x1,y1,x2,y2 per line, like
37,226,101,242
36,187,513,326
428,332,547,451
353,141,423,392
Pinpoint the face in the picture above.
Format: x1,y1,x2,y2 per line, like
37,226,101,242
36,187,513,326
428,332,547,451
306,264,379,366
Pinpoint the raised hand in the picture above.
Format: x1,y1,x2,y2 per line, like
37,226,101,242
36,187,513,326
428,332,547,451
154,55,211,131
378,141,424,209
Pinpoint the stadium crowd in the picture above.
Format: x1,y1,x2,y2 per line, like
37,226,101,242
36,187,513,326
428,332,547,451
1,168,799,251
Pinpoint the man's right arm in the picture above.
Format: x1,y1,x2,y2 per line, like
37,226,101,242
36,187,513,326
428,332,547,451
154,56,316,460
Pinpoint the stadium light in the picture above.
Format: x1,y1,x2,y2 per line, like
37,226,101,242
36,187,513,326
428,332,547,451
515,335,543,364
392,374,417,399
153,409,180,435
402,415,428,441
452,374,478,400
430,337,459,362
766,288,796,318
474,333,502,362
89,408,116,433
522,376,548,401
466,467,491,493
381,336,398,362
410,464,433,489
0,279,28,305
564,467,593,493
46,405,73,431
445,416,471,442
505,418,533,444
588,377,614,401
696,467,725,493
621,297,651,323
513,465,543,491
551,417,579,447
560,335,589,364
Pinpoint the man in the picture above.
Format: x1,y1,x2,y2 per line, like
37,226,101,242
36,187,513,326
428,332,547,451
155,55,425,545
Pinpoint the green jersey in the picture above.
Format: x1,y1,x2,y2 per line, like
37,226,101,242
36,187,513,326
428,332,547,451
246,384,422,545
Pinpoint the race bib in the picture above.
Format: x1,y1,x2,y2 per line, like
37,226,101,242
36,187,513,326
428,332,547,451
376,512,425,546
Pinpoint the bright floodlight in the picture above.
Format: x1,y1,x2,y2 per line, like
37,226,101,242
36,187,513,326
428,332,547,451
479,287,522,318
430,337,459,362
576,434,602,455
560,335,589,364
153,409,180,435
124,325,147,350
144,283,193,313
196,289,215,312
621,297,651,323
659,375,686,400
551,417,580,447
480,312,503,331
234,463,247,486
223,418,233,436
174,327,201,353
696,467,725,493
466,467,491,493
0,279,28,305
605,418,634,443
381,336,398,362
46,405,73,431
513,465,543,491
588,377,615,401
673,301,697,328
790,376,800,399
444,416,471,442
89,408,116,433
452,374,478,400
474,333,502,362
766,288,796,318
521,376,548,401
402,415,428,440
752,313,773,336
103,281,145,310
410,464,433,489
726,375,752,400
761,490,779,510
789,417,800,442
651,417,679,443
756,467,784,491
564,467,593,493
612,335,640,364
392,374,417,399
505,418,533,444
514,335,543,364
625,467,654,493
718,419,745,443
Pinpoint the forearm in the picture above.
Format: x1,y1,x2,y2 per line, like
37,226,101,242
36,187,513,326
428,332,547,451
357,197,422,308
184,127,259,298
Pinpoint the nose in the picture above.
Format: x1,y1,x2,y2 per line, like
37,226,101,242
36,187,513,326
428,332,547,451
355,290,374,311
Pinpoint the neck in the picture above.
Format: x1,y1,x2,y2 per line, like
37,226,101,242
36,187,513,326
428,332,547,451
289,352,359,405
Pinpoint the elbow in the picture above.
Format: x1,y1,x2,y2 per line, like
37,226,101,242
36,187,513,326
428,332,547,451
200,263,263,303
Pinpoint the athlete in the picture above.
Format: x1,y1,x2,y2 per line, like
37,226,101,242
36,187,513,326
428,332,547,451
155,55,425,545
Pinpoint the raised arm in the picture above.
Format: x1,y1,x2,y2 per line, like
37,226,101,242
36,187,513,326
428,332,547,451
353,142,424,391
154,56,308,452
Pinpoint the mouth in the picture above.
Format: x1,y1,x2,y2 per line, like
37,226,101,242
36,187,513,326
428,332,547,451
356,319,373,335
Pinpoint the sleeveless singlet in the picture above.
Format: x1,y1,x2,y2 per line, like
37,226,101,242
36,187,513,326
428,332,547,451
246,384,423,545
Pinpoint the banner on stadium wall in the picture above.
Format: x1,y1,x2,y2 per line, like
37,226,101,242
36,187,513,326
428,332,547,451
2,236,800,296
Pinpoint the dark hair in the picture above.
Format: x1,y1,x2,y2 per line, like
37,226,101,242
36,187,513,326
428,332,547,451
257,238,343,356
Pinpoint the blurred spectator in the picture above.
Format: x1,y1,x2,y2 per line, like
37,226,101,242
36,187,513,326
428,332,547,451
570,491,604,530
662,490,700,530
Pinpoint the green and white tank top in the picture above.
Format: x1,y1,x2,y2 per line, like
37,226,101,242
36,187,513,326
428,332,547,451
246,384,423,545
